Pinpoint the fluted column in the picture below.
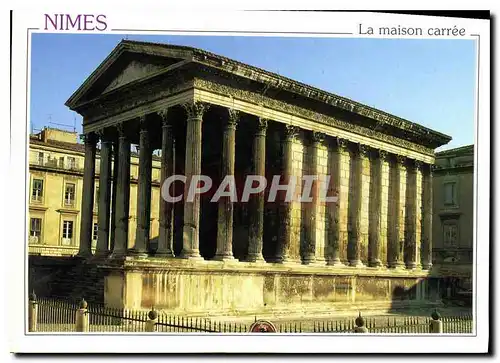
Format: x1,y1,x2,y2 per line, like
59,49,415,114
421,164,434,269
78,132,97,257
156,109,175,257
215,109,239,261
326,137,347,266
112,124,131,256
388,155,406,268
303,132,327,265
368,149,385,267
129,116,152,257
109,140,118,252
405,160,423,269
180,102,208,259
348,144,367,267
247,117,267,262
95,130,112,256
278,125,300,263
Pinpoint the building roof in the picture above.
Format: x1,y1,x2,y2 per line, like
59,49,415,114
436,144,474,157
66,39,452,150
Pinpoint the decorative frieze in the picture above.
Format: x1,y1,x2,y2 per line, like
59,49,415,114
194,79,436,156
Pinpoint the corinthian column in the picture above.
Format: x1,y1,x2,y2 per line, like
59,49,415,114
421,164,434,269
215,108,239,261
368,149,386,267
78,132,97,257
278,124,300,264
326,138,349,266
348,144,368,267
156,109,175,257
180,102,208,259
388,155,406,268
95,130,112,256
303,131,327,265
112,124,131,256
129,116,152,257
405,160,423,269
247,117,267,262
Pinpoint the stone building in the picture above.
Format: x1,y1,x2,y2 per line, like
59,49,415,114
64,40,451,316
28,127,163,256
432,145,474,294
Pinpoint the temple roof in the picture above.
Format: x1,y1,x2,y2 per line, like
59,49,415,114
66,39,452,149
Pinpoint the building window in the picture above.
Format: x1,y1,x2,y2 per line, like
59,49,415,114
443,182,457,206
64,183,76,206
443,222,459,248
62,220,74,245
59,156,65,168
31,179,44,202
67,157,76,169
29,218,42,243
37,152,44,165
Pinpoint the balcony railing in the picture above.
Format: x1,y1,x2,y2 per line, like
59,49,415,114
31,157,82,171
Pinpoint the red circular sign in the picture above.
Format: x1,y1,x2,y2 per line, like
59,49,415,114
249,320,277,333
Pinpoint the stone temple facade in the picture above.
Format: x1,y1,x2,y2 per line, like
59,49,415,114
66,40,451,317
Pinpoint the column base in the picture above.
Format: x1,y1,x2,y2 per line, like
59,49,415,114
179,250,204,260
422,263,433,270
246,253,266,263
213,254,236,262
76,250,92,258
301,254,316,265
276,256,301,265
154,251,175,258
127,249,149,258
368,259,383,268
348,259,365,268
405,263,422,270
327,258,345,267
388,261,405,269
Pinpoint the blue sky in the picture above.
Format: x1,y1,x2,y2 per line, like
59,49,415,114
30,33,476,151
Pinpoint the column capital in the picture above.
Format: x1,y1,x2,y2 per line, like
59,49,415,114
334,137,349,152
158,108,172,127
395,155,407,168
256,117,268,135
284,124,300,140
356,143,370,158
182,101,209,120
377,149,390,162
116,123,126,138
312,131,326,145
414,159,424,171
226,108,240,128
139,115,148,131
82,132,98,145
96,129,112,143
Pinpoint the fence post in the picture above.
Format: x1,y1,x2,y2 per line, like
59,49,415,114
354,312,369,333
28,291,38,332
429,309,443,333
75,298,89,332
146,308,158,332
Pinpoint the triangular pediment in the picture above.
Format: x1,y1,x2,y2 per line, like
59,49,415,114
66,41,195,109
102,59,166,93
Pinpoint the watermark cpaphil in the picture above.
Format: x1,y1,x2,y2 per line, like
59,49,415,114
161,174,339,203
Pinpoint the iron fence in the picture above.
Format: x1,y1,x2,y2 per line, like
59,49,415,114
32,297,473,334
